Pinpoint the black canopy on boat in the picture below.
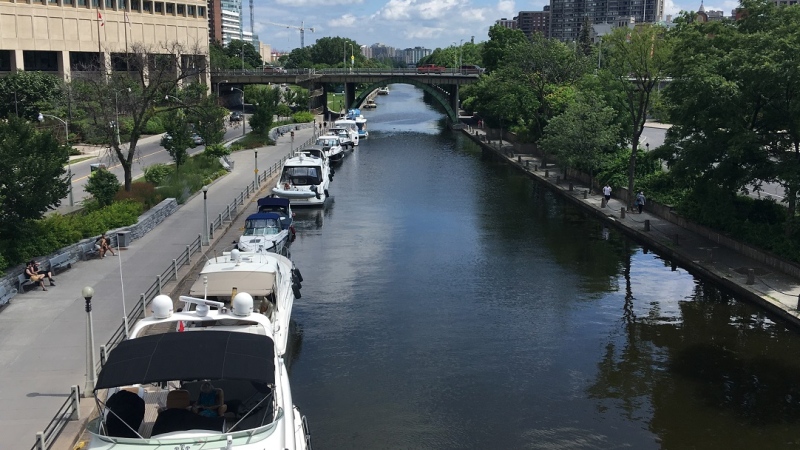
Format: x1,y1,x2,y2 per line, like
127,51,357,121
94,331,276,391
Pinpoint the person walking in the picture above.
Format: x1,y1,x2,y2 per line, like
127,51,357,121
635,191,646,214
603,184,612,202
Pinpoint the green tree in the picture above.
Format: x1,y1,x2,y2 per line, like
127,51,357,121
603,24,671,206
225,40,263,69
539,94,620,190
161,109,193,170
247,86,281,135
189,96,228,146
0,71,63,120
481,24,528,73
578,16,593,56
85,168,121,208
71,41,207,191
0,117,69,235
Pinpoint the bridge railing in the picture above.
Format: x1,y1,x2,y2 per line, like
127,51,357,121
211,68,480,77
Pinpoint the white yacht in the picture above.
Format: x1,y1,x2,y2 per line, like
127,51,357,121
333,119,359,147
236,212,291,255
85,292,310,450
272,148,332,207
328,126,356,150
347,109,368,139
315,134,345,163
377,86,389,95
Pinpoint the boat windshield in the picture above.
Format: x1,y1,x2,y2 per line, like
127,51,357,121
243,218,281,235
281,166,321,185
316,138,338,147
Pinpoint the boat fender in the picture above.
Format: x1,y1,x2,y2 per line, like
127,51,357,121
292,284,302,299
328,173,333,182
324,189,330,198
293,268,304,283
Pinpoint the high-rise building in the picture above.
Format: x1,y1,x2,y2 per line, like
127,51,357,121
516,7,550,38
0,0,208,79
496,17,518,29
549,0,663,42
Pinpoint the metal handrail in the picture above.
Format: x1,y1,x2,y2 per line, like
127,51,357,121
30,386,80,450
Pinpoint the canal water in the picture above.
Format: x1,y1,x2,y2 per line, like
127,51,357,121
287,84,800,449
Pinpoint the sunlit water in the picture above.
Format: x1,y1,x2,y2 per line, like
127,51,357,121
287,84,800,449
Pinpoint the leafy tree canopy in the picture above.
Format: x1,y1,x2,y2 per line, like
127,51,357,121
0,71,63,120
482,24,528,73
0,116,69,234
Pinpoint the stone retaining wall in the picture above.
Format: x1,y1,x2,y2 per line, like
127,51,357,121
0,198,178,298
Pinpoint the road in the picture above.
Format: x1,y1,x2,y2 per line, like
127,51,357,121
55,120,250,214
640,125,786,202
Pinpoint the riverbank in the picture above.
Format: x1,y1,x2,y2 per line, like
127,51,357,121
461,126,800,327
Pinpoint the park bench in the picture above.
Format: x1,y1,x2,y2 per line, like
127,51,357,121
81,241,100,260
48,252,72,274
17,274,35,292
0,285,16,306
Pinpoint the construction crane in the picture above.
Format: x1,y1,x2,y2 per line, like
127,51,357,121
262,21,315,48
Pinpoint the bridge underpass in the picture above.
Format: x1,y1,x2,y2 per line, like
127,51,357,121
211,69,479,124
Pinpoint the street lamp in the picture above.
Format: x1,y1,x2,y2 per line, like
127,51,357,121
38,113,73,207
349,44,354,72
216,79,229,97
202,185,209,245
458,39,464,70
231,87,245,137
82,286,96,397
114,88,131,145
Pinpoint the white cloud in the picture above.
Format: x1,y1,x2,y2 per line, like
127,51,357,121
407,26,444,39
497,0,515,17
417,0,462,20
329,14,358,28
378,0,415,20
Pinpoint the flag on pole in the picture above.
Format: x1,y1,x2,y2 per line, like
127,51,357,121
97,10,105,26
124,11,132,28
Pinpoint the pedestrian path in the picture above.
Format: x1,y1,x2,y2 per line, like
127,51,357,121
463,125,800,324
0,124,318,450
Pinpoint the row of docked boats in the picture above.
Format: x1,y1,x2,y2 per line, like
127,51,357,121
84,112,372,450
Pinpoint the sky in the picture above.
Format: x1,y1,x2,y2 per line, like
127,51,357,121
251,0,740,53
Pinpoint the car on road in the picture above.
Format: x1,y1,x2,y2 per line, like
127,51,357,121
263,65,286,74
230,111,243,122
191,133,204,146
416,64,446,74
460,64,485,75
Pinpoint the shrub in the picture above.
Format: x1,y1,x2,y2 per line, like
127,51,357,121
204,143,231,158
85,169,121,207
144,115,166,135
116,182,164,211
292,111,314,123
144,163,173,185
76,200,142,237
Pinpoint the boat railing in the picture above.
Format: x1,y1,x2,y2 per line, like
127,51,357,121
33,123,319,450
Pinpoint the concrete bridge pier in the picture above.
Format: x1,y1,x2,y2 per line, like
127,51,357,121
345,82,356,110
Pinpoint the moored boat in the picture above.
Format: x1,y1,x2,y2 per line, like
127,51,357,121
272,148,332,207
377,86,389,95
85,291,310,450
315,134,345,163
257,197,296,239
333,119,359,147
236,212,291,254
346,109,368,139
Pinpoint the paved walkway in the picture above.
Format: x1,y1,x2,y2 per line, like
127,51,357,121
462,123,800,323
0,124,318,450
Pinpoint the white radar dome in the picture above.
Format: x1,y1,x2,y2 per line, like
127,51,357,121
231,292,254,317
230,249,241,263
151,295,173,319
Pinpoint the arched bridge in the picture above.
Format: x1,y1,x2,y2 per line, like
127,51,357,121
211,68,480,123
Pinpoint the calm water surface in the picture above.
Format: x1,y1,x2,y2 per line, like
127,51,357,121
287,84,800,449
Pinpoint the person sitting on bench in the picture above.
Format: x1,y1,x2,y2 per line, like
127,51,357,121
193,382,227,417
96,233,116,258
26,260,55,290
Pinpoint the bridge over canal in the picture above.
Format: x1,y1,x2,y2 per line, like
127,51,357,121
211,68,480,123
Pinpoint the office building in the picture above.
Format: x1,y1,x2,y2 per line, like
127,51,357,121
549,0,663,42
0,0,209,79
